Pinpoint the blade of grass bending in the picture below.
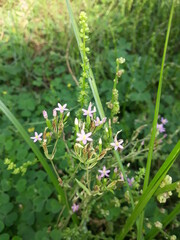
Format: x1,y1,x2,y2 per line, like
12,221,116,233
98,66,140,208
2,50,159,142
138,1,175,239
145,201,180,240
0,99,78,225
65,0,135,209
116,140,180,240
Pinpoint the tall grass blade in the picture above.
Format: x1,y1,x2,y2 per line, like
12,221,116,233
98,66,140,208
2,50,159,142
145,201,180,240
138,1,175,238
0,99,78,224
116,140,180,239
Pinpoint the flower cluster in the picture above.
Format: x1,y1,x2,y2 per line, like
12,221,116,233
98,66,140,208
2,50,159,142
157,175,173,203
30,102,69,144
4,158,37,175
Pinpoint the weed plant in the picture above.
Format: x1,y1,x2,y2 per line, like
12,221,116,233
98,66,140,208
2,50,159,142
0,0,180,239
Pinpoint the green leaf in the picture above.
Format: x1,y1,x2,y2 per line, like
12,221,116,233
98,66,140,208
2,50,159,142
0,221,4,233
5,212,17,227
33,197,45,212
0,193,9,205
45,199,61,214
75,178,91,196
0,203,13,215
12,236,22,240
50,229,62,240
1,179,11,192
0,233,9,240
16,179,27,193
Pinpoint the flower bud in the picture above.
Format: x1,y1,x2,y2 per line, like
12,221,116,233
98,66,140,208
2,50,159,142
43,110,48,119
170,235,177,240
117,57,125,64
116,69,124,78
154,221,162,229
53,109,57,117
75,118,78,125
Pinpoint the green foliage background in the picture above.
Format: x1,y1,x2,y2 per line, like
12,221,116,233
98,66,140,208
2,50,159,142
0,0,179,239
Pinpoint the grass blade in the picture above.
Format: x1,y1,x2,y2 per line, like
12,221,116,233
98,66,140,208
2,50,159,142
116,140,180,239
0,99,78,224
138,1,175,238
145,202,180,240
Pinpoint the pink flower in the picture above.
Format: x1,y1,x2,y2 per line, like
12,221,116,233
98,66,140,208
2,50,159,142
114,167,118,173
53,109,57,117
157,124,165,133
72,203,79,212
110,138,124,151
42,110,48,119
161,117,168,125
94,117,107,126
119,172,124,181
76,129,93,145
82,102,96,117
97,175,102,181
127,177,134,187
98,166,110,178
30,132,43,142
55,103,68,113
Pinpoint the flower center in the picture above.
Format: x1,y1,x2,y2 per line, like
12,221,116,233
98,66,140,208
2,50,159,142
83,135,86,140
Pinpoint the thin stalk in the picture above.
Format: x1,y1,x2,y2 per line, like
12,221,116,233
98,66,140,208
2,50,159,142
138,1,175,239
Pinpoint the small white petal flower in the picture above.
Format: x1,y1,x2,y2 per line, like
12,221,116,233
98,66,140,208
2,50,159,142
98,166,110,178
76,129,93,145
82,102,96,117
30,132,43,143
56,103,68,113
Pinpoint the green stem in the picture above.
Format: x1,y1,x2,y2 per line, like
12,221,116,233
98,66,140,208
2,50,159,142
137,1,175,239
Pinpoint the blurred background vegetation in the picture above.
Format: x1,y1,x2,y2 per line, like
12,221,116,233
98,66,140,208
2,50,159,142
0,0,179,239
